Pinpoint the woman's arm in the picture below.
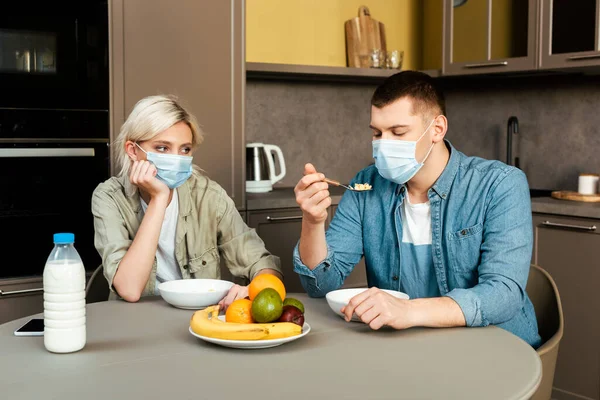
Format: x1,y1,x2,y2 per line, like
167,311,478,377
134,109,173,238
93,160,170,302
112,193,167,302
215,189,283,309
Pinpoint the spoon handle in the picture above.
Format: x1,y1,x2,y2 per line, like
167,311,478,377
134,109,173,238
324,178,341,186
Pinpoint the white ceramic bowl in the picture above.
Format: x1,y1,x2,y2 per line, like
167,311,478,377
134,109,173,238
157,279,234,310
325,288,410,322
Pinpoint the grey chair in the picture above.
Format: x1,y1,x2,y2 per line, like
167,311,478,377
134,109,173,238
527,264,564,400
85,265,110,303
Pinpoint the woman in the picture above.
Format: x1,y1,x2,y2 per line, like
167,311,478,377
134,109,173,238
92,95,282,307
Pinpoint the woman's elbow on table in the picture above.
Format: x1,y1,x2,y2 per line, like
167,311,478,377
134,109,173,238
116,287,141,303
113,278,143,303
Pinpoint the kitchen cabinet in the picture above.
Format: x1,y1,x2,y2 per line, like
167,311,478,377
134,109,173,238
109,0,245,209
247,206,368,294
540,0,600,70
0,277,43,325
443,0,538,75
248,208,305,292
532,213,600,400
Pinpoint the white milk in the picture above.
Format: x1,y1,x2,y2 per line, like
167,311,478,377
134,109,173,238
43,233,86,353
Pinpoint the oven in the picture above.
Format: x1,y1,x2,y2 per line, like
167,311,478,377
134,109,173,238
0,1,108,110
0,109,110,279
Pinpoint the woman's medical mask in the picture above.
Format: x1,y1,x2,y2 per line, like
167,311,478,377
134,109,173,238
372,117,437,185
135,143,193,189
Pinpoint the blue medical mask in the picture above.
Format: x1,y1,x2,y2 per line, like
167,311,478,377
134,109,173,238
372,117,437,185
135,143,193,189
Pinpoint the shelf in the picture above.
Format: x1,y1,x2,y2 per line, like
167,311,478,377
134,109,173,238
246,62,440,83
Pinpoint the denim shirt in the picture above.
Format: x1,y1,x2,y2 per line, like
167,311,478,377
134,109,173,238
293,141,542,347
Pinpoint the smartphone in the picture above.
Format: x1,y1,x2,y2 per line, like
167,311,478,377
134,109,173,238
14,318,44,336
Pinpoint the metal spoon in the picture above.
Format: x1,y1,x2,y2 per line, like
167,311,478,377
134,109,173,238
324,178,372,192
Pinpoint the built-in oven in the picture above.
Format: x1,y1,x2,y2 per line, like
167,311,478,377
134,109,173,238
0,1,108,110
0,109,110,280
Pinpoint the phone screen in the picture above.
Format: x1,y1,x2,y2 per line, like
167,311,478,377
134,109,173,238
14,318,44,335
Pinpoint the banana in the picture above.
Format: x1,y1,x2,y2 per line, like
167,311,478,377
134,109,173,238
190,305,302,341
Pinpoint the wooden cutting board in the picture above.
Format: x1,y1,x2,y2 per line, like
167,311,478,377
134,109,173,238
345,6,387,68
551,191,600,203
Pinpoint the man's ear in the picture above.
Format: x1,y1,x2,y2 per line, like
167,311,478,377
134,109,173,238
432,115,448,143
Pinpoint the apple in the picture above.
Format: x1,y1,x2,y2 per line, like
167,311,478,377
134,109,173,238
278,305,304,326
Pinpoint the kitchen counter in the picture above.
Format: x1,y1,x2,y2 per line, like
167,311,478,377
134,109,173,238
247,188,600,220
246,186,346,211
530,196,600,220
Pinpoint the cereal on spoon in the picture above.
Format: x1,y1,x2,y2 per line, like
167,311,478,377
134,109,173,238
353,183,372,191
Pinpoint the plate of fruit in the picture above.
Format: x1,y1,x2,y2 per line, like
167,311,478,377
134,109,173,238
189,275,309,349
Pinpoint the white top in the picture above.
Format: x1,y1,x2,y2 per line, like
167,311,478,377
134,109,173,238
140,189,182,293
401,195,432,246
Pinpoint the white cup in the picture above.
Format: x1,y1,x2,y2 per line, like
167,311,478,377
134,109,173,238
578,174,599,195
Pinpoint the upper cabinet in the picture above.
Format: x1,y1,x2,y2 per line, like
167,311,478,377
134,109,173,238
540,0,600,69
245,0,444,80
109,0,245,209
443,0,539,75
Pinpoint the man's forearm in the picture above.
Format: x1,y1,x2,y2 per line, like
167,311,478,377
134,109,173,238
410,297,466,328
298,220,327,270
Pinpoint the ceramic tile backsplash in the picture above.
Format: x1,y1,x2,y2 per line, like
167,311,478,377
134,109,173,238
247,74,600,191
441,75,600,191
246,80,375,188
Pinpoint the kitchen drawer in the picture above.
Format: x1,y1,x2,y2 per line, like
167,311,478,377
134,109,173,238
0,277,44,325
248,208,305,292
534,214,600,236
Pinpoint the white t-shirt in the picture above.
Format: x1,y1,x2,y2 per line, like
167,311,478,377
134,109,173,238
140,189,182,293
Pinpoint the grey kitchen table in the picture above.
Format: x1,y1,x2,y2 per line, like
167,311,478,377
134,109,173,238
1,294,541,400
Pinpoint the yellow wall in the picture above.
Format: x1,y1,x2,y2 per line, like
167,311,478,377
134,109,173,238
247,1,515,70
246,0,422,70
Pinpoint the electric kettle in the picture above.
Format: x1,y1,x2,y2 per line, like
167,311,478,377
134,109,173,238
246,143,286,193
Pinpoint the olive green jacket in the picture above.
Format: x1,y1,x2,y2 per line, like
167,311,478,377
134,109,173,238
91,173,281,298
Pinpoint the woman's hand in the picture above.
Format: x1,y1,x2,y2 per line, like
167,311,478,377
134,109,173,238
129,160,170,201
218,284,249,311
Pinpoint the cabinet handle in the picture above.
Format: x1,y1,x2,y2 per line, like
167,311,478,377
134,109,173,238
464,61,508,69
0,288,44,296
542,221,597,231
266,215,303,222
567,54,600,61
0,148,95,158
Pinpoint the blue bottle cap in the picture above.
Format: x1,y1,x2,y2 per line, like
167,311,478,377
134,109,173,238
53,233,75,244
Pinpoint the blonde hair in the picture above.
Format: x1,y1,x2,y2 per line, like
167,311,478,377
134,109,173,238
113,95,204,195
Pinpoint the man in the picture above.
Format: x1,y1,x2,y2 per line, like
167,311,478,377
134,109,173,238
293,71,541,347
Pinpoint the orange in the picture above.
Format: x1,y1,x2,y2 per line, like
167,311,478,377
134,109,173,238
225,299,254,323
248,274,286,301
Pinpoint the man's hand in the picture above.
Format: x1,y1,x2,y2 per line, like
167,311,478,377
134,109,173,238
218,284,249,311
342,288,467,330
294,163,330,225
342,287,418,330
